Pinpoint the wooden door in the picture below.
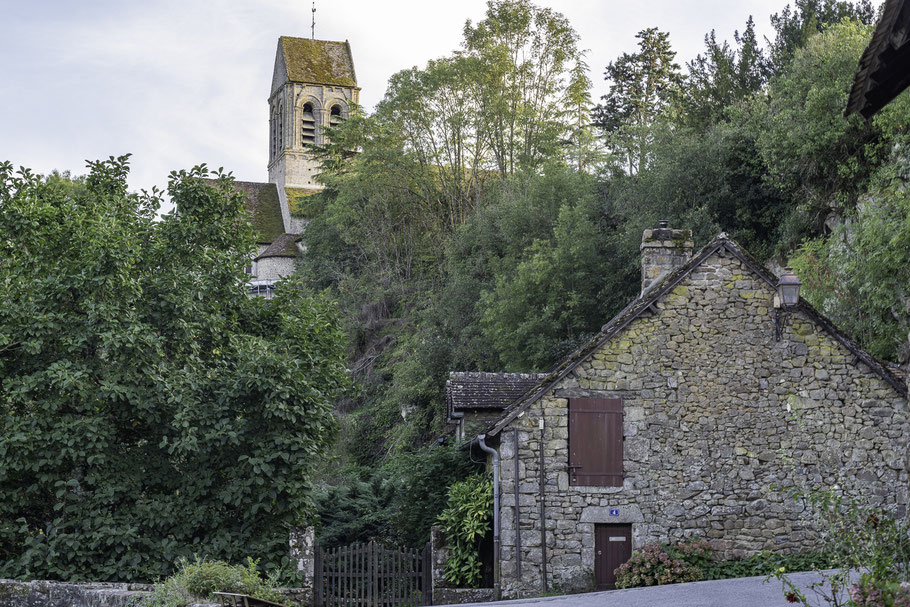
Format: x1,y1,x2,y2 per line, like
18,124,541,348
594,524,632,590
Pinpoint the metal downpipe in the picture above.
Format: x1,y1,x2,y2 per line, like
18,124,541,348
476,434,501,601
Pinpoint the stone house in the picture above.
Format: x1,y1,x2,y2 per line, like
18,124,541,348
461,225,909,597
446,372,547,441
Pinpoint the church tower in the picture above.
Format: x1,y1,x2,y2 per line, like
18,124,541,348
268,37,359,192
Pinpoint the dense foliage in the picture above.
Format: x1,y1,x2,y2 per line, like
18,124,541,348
313,443,479,549
301,0,910,550
436,475,493,588
615,539,835,588
145,557,287,607
0,157,350,581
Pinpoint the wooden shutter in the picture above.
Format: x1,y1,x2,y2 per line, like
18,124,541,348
568,398,623,486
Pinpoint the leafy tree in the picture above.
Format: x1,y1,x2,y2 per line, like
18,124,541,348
312,443,478,548
765,0,874,74
791,176,910,362
463,0,582,175
563,57,603,171
478,185,618,370
747,20,896,234
0,157,350,581
593,28,682,174
679,17,769,130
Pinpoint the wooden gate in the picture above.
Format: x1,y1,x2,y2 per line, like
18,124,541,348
314,540,432,607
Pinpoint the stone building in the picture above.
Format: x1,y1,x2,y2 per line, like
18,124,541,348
462,224,909,596
446,372,547,441
234,37,359,297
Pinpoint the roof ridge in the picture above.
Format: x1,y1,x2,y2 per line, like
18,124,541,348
484,232,906,437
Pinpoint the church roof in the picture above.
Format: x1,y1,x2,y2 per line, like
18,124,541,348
483,233,907,438
231,181,284,244
279,37,357,87
255,233,300,260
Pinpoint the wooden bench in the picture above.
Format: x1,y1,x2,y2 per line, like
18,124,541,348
212,592,287,607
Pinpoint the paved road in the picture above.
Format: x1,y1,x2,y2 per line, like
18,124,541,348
441,571,851,607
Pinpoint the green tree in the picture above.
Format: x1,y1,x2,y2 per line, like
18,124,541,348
0,157,350,581
766,0,874,73
791,177,910,362
747,20,896,234
678,17,769,130
593,28,682,174
463,0,582,175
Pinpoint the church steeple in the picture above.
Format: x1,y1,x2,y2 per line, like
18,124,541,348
267,37,359,190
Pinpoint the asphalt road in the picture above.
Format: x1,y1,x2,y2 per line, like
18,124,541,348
440,571,850,607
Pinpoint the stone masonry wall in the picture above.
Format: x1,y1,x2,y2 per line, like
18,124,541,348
497,251,909,597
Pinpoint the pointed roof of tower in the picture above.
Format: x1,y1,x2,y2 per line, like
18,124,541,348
275,37,358,88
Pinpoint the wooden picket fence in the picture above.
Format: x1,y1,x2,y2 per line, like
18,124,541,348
314,540,432,607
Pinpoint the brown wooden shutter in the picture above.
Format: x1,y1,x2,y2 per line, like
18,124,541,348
569,398,623,486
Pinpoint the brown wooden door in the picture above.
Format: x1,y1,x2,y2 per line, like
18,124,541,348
594,523,632,590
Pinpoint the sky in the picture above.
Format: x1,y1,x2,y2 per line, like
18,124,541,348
0,0,882,199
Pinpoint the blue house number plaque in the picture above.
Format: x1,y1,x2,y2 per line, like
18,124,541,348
609,508,620,516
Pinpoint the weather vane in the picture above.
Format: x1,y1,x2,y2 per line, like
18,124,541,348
311,1,316,39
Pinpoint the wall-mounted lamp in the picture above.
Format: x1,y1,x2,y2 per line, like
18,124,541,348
774,267,802,340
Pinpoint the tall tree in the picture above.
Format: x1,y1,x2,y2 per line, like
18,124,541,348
0,158,350,581
563,57,603,171
593,28,682,174
462,0,582,176
766,0,874,73
679,17,769,130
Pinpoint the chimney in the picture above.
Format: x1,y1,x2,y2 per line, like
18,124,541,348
640,221,693,293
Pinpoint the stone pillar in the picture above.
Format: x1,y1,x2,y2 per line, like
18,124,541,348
430,525,449,604
288,526,315,606
640,221,693,294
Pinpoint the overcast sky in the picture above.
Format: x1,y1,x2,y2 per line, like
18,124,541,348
0,0,882,199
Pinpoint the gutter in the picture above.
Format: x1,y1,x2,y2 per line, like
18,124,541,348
474,434,501,601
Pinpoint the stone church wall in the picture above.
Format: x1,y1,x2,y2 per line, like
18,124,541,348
496,251,909,597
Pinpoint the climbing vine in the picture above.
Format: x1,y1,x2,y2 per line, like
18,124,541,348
436,474,493,587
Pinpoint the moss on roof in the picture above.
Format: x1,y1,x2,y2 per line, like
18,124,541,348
286,186,322,218
232,181,284,244
281,37,357,87
255,233,300,259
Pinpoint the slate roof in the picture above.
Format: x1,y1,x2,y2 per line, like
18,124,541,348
255,233,300,260
846,0,910,118
231,181,284,244
446,372,548,419
280,37,357,87
483,233,907,438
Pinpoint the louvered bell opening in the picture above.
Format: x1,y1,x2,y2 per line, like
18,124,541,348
329,105,343,126
301,104,317,145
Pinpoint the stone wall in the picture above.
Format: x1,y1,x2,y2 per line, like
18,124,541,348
496,251,909,597
0,579,153,607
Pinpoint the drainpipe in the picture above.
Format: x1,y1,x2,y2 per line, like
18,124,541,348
476,434,501,601
513,428,522,582
538,417,547,593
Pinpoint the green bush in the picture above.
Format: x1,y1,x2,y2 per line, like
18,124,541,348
614,539,709,588
702,550,833,580
436,474,493,588
144,557,287,607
